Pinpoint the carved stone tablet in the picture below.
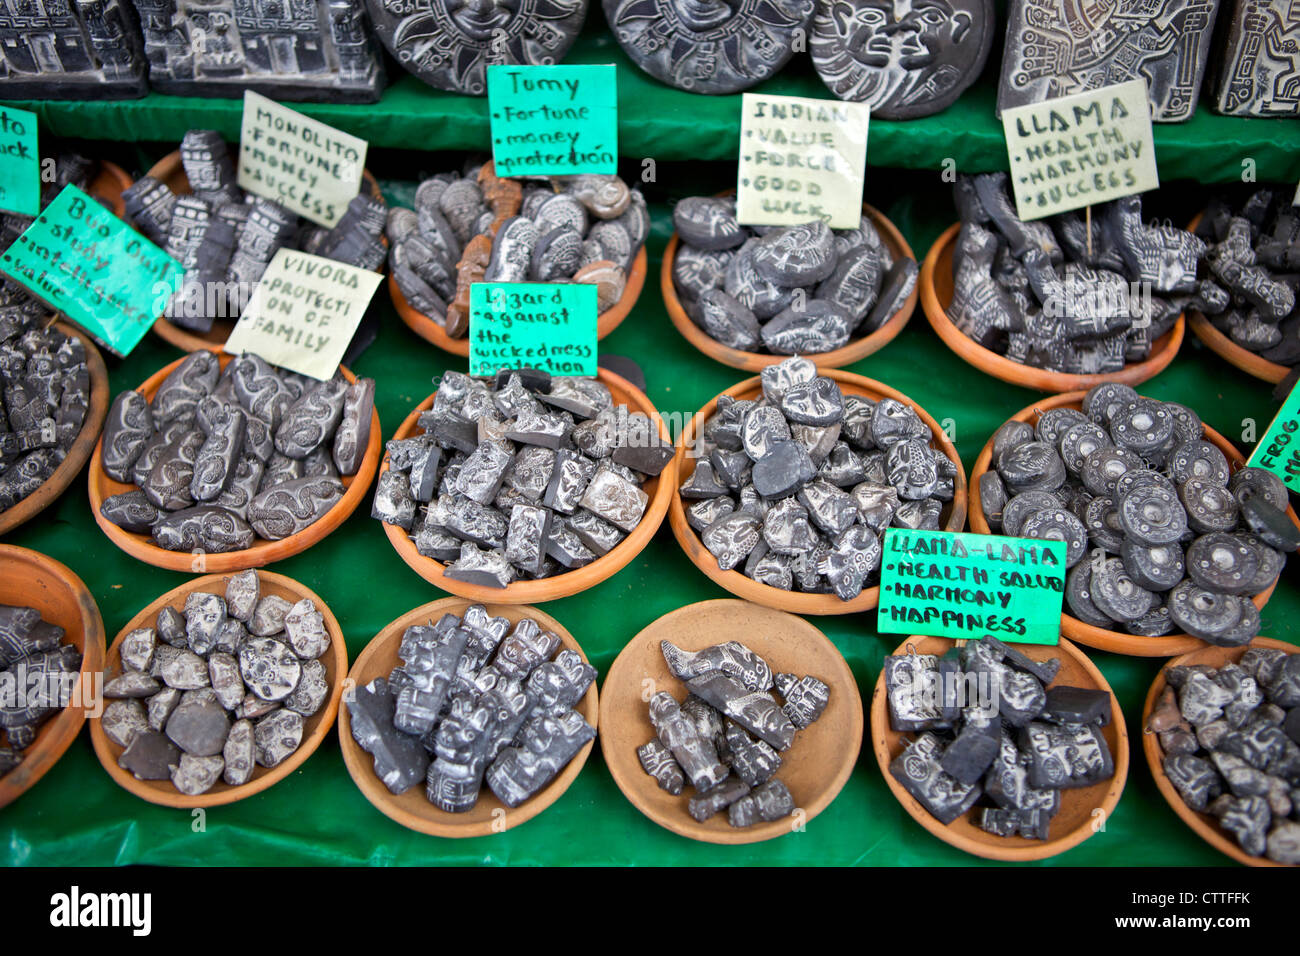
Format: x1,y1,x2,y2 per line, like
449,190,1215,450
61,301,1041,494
1210,1,1300,117
604,0,816,93
998,0,1221,121
367,0,588,95
811,0,995,119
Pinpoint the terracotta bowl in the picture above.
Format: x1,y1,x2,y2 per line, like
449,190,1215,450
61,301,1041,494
0,322,109,536
90,570,346,808
379,368,674,603
87,353,381,573
1142,637,1297,867
142,150,386,353
390,246,647,357
91,161,132,217
871,634,1128,862
0,545,105,809
338,597,597,837
661,203,917,372
920,222,1185,392
600,598,862,845
669,368,968,615
968,391,1300,656
1180,210,1287,384
1187,314,1289,385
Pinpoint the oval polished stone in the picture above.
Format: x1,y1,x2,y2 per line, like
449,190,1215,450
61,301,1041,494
674,197,747,251
247,476,344,541
780,377,845,426
674,244,735,301
998,441,1066,494
1121,538,1185,591
752,440,817,498
752,222,838,287
1035,407,1088,447
101,390,154,483
1091,557,1157,622
239,637,301,703
698,289,762,351
725,238,797,319
1180,476,1240,533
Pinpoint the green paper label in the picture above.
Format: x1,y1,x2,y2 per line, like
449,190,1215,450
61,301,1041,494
0,106,39,218
877,529,1066,645
469,282,597,377
1001,78,1159,222
487,64,617,178
735,93,869,230
0,184,181,356
1247,382,1300,492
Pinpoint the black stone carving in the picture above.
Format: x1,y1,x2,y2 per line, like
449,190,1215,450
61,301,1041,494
132,0,384,102
368,0,586,96
811,0,995,118
603,0,815,94
0,0,148,99
998,0,1221,121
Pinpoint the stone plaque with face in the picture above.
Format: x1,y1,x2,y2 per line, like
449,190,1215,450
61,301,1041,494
366,0,590,95
811,0,994,118
998,0,1222,122
602,0,817,94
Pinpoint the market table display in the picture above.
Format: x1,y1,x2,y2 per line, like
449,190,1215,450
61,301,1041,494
1,179,1297,865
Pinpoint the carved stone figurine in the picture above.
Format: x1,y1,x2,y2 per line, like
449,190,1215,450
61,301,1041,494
485,708,596,808
0,0,148,98
998,0,1223,122
130,0,385,102
637,738,685,794
1210,0,1300,117
811,0,995,118
367,0,588,95
426,694,498,811
603,0,816,93
648,691,730,793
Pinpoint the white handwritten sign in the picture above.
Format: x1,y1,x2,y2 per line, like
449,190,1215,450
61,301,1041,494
223,248,382,379
236,91,367,228
736,93,869,230
1002,79,1158,222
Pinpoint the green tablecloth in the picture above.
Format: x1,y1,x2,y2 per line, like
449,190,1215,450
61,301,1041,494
5,19,1300,185
2,166,1296,867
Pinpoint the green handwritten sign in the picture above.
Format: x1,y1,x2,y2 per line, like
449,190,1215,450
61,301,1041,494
0,106,39,218
1002,78,1158,222
0,185,181,356
487,64,617,178
1247,382,1300,493
877,529,1066,645
469,282,597,377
